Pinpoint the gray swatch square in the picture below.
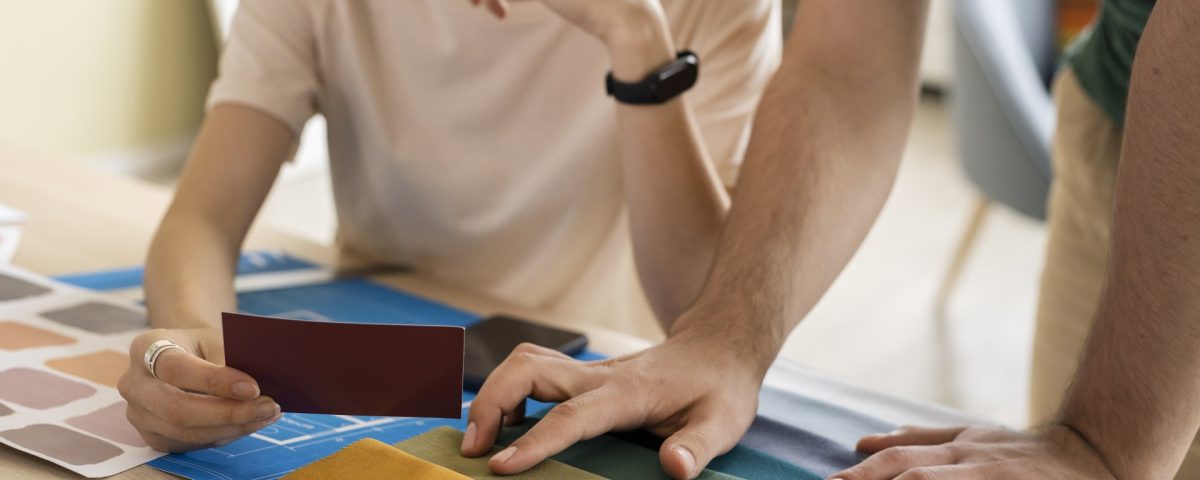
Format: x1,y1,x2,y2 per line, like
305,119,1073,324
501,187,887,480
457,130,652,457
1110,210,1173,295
41,302,147,334
0,273,52,302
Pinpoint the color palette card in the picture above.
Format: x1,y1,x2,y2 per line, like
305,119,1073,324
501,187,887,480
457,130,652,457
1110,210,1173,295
0,265,164,478
223,312,465,418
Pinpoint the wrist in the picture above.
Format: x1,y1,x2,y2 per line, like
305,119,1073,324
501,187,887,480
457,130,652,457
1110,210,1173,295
668,307,782,380
600,5,675,82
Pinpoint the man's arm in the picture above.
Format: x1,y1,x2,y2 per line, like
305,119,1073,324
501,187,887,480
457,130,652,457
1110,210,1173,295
833,1,1200,478
676,0,929,361
464,2,929,478
1059,0,1200,476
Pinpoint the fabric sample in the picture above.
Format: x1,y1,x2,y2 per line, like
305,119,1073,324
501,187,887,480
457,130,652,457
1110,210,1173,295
395,427,603,480
283,438,468,480
222,312,464,418
496,420,750,480
736,417,865,478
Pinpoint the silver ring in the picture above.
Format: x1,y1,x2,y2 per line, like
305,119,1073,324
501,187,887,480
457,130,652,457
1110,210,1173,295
144,339,185,380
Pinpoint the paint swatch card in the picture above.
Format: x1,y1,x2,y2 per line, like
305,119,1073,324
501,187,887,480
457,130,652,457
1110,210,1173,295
0,266,164,478
223,312,465,418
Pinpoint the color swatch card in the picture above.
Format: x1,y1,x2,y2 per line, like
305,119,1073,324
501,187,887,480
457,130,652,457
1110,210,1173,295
0,265,164,478
223,312,466,418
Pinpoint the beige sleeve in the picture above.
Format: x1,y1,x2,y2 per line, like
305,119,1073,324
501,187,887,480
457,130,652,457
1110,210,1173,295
206,0,321,136
669,0,783,187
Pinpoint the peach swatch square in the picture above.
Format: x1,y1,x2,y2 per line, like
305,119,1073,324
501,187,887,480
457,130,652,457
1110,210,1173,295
0,321,76,350
46,350,128,388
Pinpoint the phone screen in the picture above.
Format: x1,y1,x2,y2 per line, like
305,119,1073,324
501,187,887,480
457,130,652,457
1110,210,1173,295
463,314,588,391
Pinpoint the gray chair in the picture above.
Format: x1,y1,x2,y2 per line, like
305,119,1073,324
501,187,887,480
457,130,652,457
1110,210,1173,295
935,0,1058,319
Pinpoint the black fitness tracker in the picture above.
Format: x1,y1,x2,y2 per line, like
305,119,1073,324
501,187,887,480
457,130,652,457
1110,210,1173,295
605,50,699,105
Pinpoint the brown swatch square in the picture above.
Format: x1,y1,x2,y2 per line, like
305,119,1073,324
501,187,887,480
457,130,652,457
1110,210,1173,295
0,321,76,350
1,424,122,466
0,402,11,416
0,368,95,409
224,312,465,418
41,301,147,334
46,350,128,388
0,273,52,302
66,401,146,448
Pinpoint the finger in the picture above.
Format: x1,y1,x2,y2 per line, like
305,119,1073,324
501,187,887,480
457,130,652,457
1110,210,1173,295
462,352,600,457
856,426,967,453
511,342,574,361
487,388,627,475
485,0,509,18
130,405,281,452
152,347,260,399
122,371,279,428
830,445,959,480
659,413,747,480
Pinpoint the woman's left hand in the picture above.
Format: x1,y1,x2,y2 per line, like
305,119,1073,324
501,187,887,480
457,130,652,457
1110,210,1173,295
468,0,671,53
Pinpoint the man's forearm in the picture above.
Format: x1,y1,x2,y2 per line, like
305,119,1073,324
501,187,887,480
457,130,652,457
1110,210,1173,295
675,1,929,369
1058,1,1200,477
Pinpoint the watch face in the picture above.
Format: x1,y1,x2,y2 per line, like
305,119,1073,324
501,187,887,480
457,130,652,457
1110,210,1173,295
653,55,699,101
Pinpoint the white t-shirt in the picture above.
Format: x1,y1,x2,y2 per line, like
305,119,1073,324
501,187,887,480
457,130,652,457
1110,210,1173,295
209,0,781,340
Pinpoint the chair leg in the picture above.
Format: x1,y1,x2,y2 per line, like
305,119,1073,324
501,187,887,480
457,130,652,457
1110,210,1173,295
932,196,990,406
935,197,990,326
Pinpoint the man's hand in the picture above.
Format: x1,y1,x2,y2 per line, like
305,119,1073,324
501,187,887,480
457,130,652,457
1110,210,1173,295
461,330,765,479
118,328,281,452
829,424,1118,480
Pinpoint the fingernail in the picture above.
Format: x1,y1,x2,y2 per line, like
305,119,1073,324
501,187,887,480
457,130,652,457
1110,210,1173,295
462,422,477,452
256,402,278,420
491,446,517,465
673,446,696,478
233,382,258,398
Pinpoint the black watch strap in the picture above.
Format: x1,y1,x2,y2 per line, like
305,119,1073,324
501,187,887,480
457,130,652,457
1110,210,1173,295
605,50,699,105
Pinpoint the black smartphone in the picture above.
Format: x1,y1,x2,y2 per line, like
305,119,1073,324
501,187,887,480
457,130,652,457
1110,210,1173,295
463,314,588,391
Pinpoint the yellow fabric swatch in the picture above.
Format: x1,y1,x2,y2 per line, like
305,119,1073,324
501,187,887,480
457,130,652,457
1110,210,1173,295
395,427,604,480
284,438,469,480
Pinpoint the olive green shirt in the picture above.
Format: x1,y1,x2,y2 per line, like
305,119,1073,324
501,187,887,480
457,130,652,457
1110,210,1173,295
1064,0,1156,124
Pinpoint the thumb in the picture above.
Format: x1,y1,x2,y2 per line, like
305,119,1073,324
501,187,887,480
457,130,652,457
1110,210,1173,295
659,417,744,480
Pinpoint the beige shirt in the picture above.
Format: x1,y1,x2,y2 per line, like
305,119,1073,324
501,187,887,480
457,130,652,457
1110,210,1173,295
209,0,780,340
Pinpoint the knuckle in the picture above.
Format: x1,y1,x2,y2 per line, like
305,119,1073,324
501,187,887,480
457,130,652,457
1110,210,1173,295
512,342,539,354
879,446,916,465
545,400,584,423
898,467,942,480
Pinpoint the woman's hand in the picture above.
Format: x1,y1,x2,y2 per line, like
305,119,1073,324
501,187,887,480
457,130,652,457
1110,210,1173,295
461,327,766,479
118,328,281,452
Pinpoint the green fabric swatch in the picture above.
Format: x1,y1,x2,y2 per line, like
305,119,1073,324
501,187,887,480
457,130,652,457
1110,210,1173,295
496,420,744,480
499,416,824,480
394,427,603,480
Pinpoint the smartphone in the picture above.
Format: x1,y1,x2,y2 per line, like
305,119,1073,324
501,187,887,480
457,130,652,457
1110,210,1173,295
463,314,588,391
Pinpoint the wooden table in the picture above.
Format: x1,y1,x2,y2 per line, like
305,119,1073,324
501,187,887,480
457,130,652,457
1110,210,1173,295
0,148,651,479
